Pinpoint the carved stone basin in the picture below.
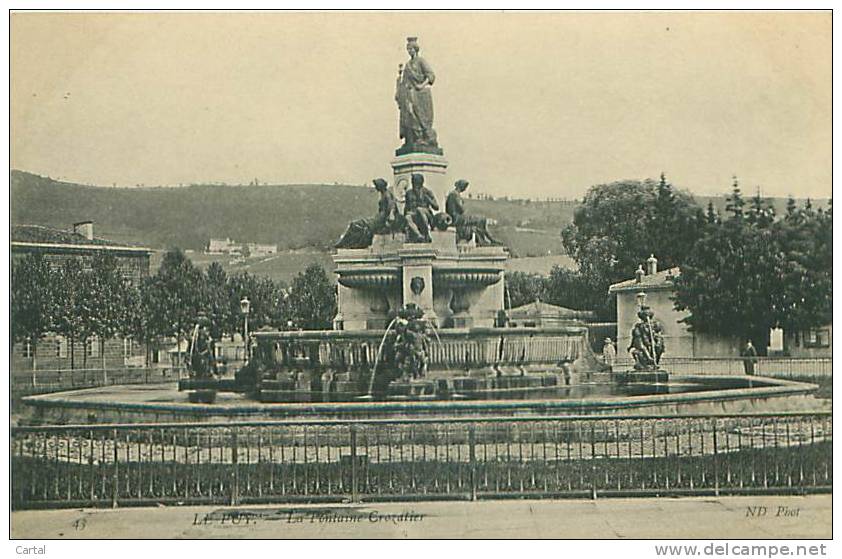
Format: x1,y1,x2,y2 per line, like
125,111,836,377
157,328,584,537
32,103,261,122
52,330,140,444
433,268,502,288
336,267,401,289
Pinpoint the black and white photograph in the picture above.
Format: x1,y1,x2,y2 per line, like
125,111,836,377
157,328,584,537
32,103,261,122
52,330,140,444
7,9,833,546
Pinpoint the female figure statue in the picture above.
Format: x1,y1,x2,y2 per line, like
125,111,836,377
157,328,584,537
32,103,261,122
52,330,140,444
395,37,441,155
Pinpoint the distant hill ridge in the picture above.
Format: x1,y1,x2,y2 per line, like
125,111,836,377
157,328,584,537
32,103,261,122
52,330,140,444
11,170,375,251
10,170,828,252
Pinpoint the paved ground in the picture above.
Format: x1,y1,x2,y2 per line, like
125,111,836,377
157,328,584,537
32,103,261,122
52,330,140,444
11,495,831,539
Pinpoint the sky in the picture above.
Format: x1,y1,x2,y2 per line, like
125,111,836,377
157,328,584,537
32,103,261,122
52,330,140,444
11,11,832,199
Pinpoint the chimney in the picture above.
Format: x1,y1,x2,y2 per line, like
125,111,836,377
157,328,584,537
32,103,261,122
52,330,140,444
646,254,658,275
73,221,94,240
634,265,645,283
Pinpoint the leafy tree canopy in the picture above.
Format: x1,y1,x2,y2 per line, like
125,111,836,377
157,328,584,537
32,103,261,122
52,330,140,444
288,263,337,330
673,191,832,350
561,175,704,318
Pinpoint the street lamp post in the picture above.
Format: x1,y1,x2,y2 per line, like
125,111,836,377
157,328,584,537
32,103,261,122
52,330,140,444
240,297,250,363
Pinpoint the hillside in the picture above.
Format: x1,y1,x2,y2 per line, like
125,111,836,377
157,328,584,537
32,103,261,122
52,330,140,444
10,170,373,251
11,170,827,256
10,170,576,254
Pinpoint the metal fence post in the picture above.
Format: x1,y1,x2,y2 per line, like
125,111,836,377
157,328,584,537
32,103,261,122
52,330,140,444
88,430,96,504
590,422,598,500
712,419,720,497
230,428,240,506
111,428,119,508
350,424,359,502
469,424,477,501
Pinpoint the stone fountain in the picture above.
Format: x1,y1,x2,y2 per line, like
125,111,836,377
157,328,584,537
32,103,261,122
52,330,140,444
244,36,601,403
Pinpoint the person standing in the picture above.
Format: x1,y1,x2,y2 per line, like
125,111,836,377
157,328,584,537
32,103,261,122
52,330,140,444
602,337,616,369
742,340,758,375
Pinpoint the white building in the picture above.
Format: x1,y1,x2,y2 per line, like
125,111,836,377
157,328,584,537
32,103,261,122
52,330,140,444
207,238,238,254
608,255,740,360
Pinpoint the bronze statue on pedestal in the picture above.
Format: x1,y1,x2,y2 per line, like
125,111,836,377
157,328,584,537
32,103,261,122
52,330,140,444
446,179,499,246
395,37,442,155
628,306,664,370
335,178,401,249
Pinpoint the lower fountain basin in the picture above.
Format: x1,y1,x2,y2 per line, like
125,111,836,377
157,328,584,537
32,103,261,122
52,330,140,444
19,374,823,425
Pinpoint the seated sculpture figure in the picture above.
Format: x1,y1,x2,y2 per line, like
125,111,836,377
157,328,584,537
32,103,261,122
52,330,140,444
335,178,401,249
445,179,498,246
628,306,665,370
403,173,439,243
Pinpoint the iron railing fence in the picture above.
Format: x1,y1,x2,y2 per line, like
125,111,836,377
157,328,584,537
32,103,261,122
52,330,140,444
11,412,831,509
11,367,184,397
611,357,832,378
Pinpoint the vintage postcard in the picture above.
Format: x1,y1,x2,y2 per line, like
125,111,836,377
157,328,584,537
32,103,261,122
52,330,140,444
8,10,832,547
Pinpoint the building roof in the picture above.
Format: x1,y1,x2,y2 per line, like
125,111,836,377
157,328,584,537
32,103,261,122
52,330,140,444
11,224,151,253
508,299,596,320
608,266,680,293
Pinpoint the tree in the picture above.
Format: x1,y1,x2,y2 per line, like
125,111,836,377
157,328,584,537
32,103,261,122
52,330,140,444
52,259,86,369
53,256,125,369
288,264,336,330
705,201,719,225
226,271,289,336
673,197,831,352
204,262,232,340
543,265,610,315
725,176,745,219
561,176,704,318
772,199,832,334
122,279,155,366
84,253,130,369
746,190,775,228
504,271,547,309
145,249,207,364
11,253,56,369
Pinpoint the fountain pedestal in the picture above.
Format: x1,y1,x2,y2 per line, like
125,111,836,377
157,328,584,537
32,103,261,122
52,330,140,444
334,229,507,329
391,152,449,205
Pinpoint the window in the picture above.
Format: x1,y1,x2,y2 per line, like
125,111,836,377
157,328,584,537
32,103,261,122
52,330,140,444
21,339,33,358
56,337,67,358
803,328,830,348
86,336,99,358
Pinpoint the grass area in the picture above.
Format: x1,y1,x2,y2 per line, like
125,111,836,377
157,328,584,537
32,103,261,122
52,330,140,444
503,254,576,274
495,227,565,257
175,250,335,284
